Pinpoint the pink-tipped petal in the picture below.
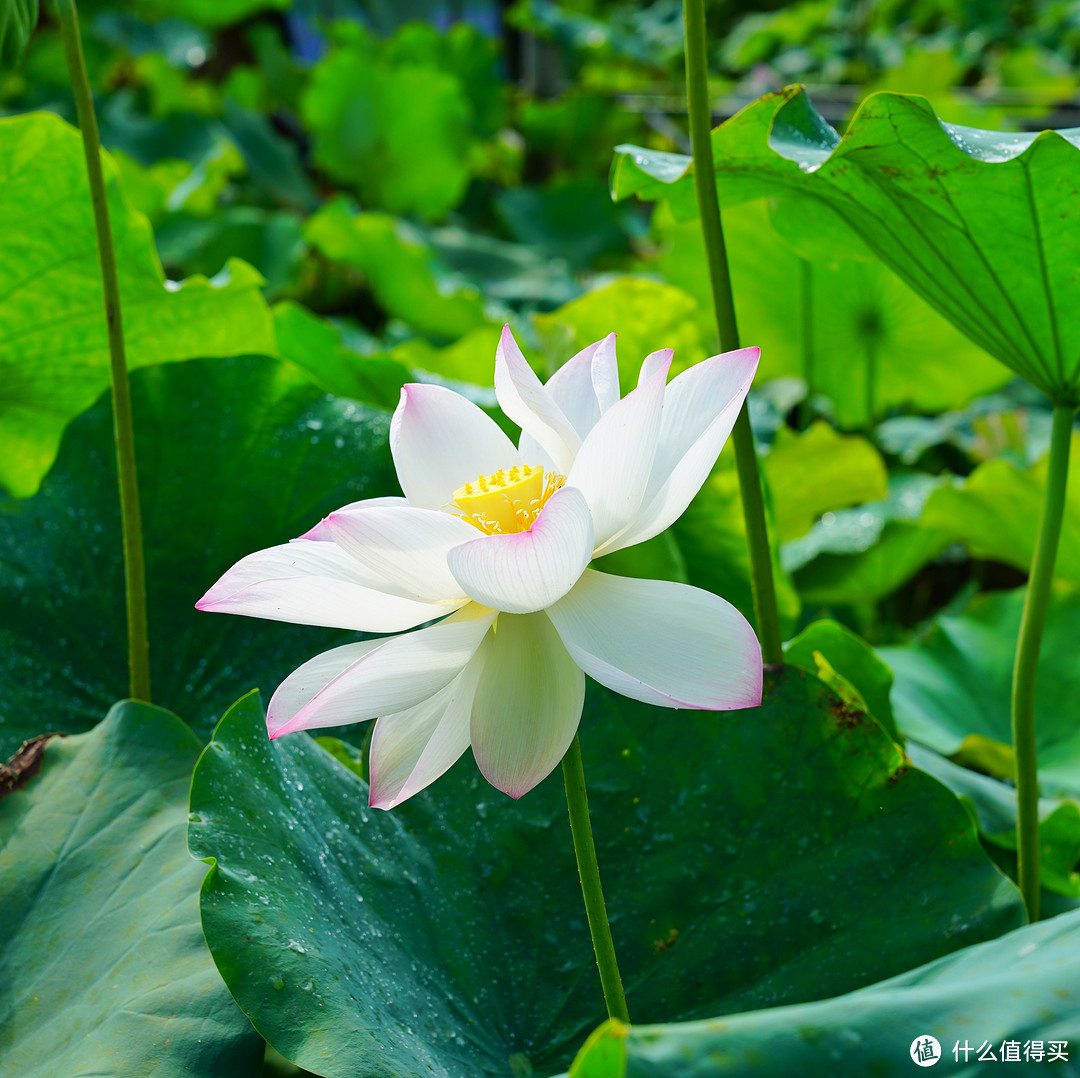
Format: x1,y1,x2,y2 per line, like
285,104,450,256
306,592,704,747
390,383,521,510
368,637,490,809
494,325,580,474
325,506,476,601
470,611,584,799
567,355,670,552
445,486,593,614
300,497,409,541
195,540,458,633
267,604,496,737
637,348,673,387
607,347,758,552
546,569,762,710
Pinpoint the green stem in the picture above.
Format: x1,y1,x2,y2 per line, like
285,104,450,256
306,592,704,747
561,735,630,1023
798,257,814,431
682,0,783,665
57,0,150,702
1011,401,1074,921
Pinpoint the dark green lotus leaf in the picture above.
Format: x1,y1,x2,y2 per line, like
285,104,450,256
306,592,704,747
569,908,1080,1078
0,355,398,757
921,431,1080,587
613,87,1080,400
0,701,262,1077
189,670,1021,1077
879,585,1080,799
0,0,36,70
0,111,277,498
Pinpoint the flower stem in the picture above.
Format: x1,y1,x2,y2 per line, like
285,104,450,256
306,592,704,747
56,0,150,701
682,0,783,665
561,735,630,1023
1011,401,1074,921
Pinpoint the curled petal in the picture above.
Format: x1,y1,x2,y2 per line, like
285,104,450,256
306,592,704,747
446,486,593,614
471,611,585,799
546,569,762,710
267,604,496,737
368,637,490,810
637,348,673,387
325,506,476,601
495,325,579,474
607,347,759,553
195,540,459,633
568,355,670,552
390,383,520,510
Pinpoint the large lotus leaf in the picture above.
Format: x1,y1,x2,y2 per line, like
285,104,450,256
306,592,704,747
650,199,1009,425
304,200,490,340
0,355,398,757
762,422,887,542
613,87,1080,400
0,701,263,1076
532,277,707,390
569,908,1080,1078
0,111,277,498
301,29,474,220
879,585,1080,799
921,432,1080,587
189,670,1021,1078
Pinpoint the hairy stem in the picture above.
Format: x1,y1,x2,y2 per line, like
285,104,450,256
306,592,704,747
682,0,783,663
57,0,150,701
562,735,630,1023
1011,401,1074,921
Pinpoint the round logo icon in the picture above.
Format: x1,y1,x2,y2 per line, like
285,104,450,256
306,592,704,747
910,1035,942,1067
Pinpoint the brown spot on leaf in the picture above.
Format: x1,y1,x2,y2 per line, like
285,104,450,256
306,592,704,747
652,928,679,953
0,733,65,800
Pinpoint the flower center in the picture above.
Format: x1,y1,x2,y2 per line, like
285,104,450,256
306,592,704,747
450,465,566,535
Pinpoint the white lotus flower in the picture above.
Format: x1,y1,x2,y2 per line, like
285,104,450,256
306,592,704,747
197,327,763,807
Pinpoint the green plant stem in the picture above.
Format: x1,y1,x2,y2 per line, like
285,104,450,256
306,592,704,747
561,735,630,1023
1011,400,1074,922
57,0,150,702
682,0,783,665
798,257,814,431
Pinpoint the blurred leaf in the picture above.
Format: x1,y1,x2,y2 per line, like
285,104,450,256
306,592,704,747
534,277,706,390
570,909,1080,1077
921,432,1080,587
133,0,287,30
302,24,476,220
762,422,888,542
880,585,1080,799
613,88,1080,399
389,323,505,385
274,301,409,408
650,199,1010,425
1,0,36,71
0,355,399,756
189,669,1020,1076
305,200,490,340
0,112,276,498
987,803,1080,897
785,619,898,740
0,701,263,1076
592,528,688,584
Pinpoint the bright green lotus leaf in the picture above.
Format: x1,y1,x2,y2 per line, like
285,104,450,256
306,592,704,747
0,701,263,1077
304,200,489,340
0,111,277,498
190,671,1020,1077
921,432,1080,587
569,909,1080,1078
533,277,707,391
274,301,409,409
0,355,399,758
613,87,1080,400
649,199,1010,425
389,324,506,385
301,25,474,219
672,443,801,636
785,619,898,741
762,422,887,542
879,585,1080,799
